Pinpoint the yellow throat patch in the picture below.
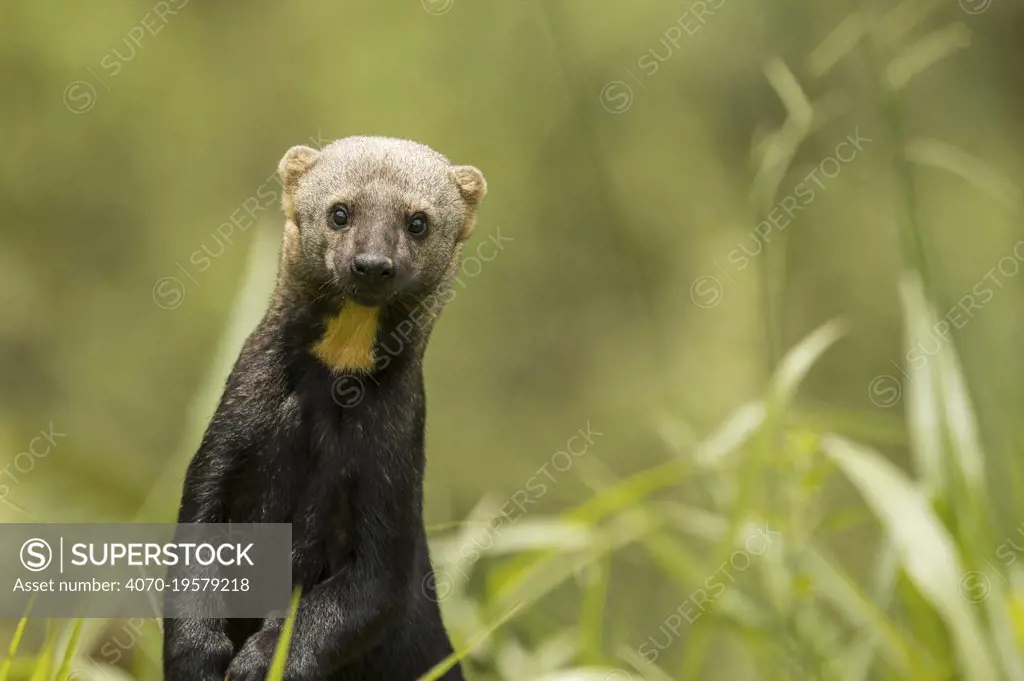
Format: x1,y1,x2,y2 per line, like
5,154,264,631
313,303,381,372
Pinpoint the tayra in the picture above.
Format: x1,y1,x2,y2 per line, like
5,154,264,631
163,137,486,681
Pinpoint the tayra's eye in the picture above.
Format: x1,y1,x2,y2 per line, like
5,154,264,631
408,212,429,237
330,205,350,229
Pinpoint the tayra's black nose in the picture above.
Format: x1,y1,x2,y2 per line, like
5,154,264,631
352,254,395,281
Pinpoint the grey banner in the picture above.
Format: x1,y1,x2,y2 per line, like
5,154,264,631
0,523,291,618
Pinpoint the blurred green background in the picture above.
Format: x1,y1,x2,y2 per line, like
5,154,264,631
2,0,1024,680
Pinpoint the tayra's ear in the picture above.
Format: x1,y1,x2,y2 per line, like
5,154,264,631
279,145,319,187
451,165,486,241
451,165,487,207
278,145,320,221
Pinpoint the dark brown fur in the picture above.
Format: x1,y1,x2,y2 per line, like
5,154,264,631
163,137,485,681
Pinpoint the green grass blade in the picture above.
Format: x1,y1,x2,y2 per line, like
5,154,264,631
899,273,946,497
905,138,1019,208
839,541,900,681
578,557,609,666
493,512,651,614
55,618,85,681
131,619,165,681
28,619,57,681
763,57,814,130
900,274,988,499
886,23,972,90
613,644,675,681
568,461,692,526
486,462,692,598
934,323,990,502
416,603,524,681
823,434,998,681
0,595,36,681
803,546,923,677
692,403,765,468
678,623,713,681
479,519,594,557
534,669,639,681
266,587,302,681
982,574,1024,680
767,319,847,410
639,515,767,628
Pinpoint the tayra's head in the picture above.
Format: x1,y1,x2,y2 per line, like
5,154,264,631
277,136,486,308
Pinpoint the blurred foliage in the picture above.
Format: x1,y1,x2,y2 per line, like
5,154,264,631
2,0,1024,679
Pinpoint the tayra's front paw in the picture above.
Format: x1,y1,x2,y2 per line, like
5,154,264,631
164,630,234,681
226,629,279,681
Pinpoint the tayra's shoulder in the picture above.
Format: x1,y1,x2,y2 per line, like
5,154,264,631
212,318,299,417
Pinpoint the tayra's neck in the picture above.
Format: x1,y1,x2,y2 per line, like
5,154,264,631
267,284,438,376
310,303,381,372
